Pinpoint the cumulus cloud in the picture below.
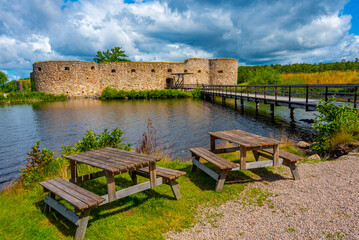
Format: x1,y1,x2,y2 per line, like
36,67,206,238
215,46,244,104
0,0,357,79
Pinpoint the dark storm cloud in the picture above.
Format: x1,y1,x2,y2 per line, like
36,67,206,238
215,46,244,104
0,0,358,79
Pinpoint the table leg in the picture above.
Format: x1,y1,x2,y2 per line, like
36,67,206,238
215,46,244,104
210,136,216,151
273,145,279,166
105,171,116,202
149,162,157,188
70,160,78,184
252,150,259,161
240,146,247,170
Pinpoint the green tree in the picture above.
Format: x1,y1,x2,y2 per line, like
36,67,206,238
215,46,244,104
0,71,8,89
93,46,131,63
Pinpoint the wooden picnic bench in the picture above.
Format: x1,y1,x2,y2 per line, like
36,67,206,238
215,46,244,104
39,177,105,240
190,130,303,192
39,147,186,239
189,147,238,192
259,148,303,180
133,166,186,200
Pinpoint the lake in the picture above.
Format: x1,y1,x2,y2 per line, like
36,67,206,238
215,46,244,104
0,98,314,188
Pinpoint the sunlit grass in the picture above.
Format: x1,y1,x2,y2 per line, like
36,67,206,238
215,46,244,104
281,71,359,84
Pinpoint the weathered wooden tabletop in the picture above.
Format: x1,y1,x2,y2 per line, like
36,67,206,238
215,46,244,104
208,129,281,148
208,129,281,169
65,147,161,203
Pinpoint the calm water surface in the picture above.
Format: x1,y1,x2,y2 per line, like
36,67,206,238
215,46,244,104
0,98,314,188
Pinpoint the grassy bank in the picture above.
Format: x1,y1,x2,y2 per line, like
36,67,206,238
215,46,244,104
0,127,304,239
100,87,192,100
0,92,67,103
0,159,254,239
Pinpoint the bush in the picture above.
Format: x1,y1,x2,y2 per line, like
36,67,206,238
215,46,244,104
311,98,359,156
191,87,203,99
62,128,131,155
18,141,55,185
99,87,191,100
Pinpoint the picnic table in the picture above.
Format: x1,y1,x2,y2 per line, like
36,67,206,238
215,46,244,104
209,129,281,169
40,147,185,239
190,130,301,192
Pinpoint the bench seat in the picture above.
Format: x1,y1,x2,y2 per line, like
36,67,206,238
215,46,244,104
40,178,104,240
189,147,238,170
132,166,186,200
259,148,302,180
260,148,304,162
189,147,238,192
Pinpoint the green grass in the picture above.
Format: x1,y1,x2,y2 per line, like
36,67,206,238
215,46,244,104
0,159,251,240
0,92,67,103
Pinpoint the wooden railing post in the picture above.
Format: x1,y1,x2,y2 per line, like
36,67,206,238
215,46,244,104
354,86,357,109
325,86,328,101
264,86,266,99
275,87,277,100
289,86,291,102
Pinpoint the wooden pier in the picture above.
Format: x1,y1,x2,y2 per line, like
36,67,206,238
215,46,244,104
181,84,358,119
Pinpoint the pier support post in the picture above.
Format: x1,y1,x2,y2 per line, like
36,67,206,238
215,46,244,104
240,98,244,112
222,97,226,106
270,104,275,117
256,102,259,112
290,108,295,121
234,98,238,109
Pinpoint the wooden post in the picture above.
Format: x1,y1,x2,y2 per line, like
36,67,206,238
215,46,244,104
240,146,247,170
105,171,116,202
252,150,259,161
273,145,279,166
290,108,295,120
306,86,309,111
129,171,138,184
44,192,55,213
74,209,91,240
149,162,157,188
215,170,229,192
70,160,78,184
169,180,182,200
325,86,328,101
210,136,216,151
270,104,274,115
222,96,226,106
289,162,300,180
275,87,278,100
256,102,259,112
190,156,198,172
354,86,357,109
234,98,238,109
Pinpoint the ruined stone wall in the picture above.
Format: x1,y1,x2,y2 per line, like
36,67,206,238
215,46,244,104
32,58,238,97
32,61,100,97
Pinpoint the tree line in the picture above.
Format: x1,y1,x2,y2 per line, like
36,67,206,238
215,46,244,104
238,58,359,84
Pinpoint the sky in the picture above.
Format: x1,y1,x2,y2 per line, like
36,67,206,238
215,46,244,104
0,0,359,80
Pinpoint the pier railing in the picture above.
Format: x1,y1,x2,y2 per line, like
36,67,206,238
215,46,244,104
200,84,358,108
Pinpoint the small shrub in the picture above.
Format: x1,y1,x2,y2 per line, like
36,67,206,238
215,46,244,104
191,87,203,99
73,128,131,153
18,141,55,185
312,98,359,156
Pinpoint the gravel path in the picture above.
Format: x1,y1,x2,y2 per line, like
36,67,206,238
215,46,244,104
166,154,359,240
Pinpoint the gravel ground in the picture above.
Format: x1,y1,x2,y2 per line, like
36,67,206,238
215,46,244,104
166,154,359,240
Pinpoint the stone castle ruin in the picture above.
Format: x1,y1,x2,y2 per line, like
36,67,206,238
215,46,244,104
31,58,238,97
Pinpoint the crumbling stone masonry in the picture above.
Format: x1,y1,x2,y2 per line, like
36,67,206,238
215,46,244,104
31,58,238,97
